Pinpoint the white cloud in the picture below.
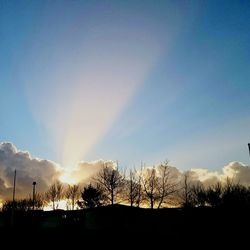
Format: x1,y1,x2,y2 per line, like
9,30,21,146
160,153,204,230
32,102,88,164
140,162,250,189
0,142,61,200
0,142,117,200
222,161,250,186
1,142,250,201
62,159,117,185
189,169,221,187
190,161,250,187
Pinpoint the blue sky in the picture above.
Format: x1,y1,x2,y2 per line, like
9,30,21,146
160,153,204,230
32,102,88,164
0,0,250,171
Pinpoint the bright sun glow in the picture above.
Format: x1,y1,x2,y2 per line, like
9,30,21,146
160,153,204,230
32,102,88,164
44,200,69,211
59,170,77,185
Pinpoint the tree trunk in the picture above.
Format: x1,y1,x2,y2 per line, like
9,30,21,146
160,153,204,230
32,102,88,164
130,183,133,207
111,190,114,205
72,197,75,210
150,198,154,209
158,194,164,209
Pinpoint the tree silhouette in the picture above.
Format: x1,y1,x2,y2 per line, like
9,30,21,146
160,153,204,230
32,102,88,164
157,162,178,208
65,184,80,210
179,172,195,208
94,164,125,205
80,184,102,208
28,192,46,210
142,161,177,209
2,195,45,212
45,180,64,210
126,169,142,207
142,167,158,209
2,200,30,212
191,183,207,207
221,179,250,208
206,183,223,207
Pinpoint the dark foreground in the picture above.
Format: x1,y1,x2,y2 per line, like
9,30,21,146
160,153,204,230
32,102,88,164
0,205,248,247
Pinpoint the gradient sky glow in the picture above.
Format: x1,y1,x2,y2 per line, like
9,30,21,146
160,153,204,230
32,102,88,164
1,1,250,171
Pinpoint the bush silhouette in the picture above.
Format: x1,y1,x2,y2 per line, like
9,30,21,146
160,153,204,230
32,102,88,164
80,184,103,208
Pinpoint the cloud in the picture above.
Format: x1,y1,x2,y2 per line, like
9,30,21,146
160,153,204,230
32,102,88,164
222,161,250,186
61,159,117,185
190,161,250,187
1,142,250,202
0,142,117,200
140,164,184,191
140,162,250,189
0,142,61,200
187,169,221,187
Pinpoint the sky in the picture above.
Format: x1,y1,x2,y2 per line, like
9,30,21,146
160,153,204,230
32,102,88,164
0,0,250,174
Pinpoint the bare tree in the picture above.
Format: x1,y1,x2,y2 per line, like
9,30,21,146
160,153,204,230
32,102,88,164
191,183,206,207
157,161,178,208
2,193,46,212
135,169,143,207
142,161,177,209
126,169,142,207
179,171,194,208
45,180,64,210
94,164,125,205
45,184,56,210
142,166,158,209
206,182,223,207
2,199,31,212
28,192,47,210
65,184,80,210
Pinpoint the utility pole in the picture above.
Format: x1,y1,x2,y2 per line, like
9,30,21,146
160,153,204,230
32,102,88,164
32,181,36,210
13,169,16,203
11,169,17,227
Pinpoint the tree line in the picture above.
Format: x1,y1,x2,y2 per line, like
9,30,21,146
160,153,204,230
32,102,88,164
2,161,250,211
